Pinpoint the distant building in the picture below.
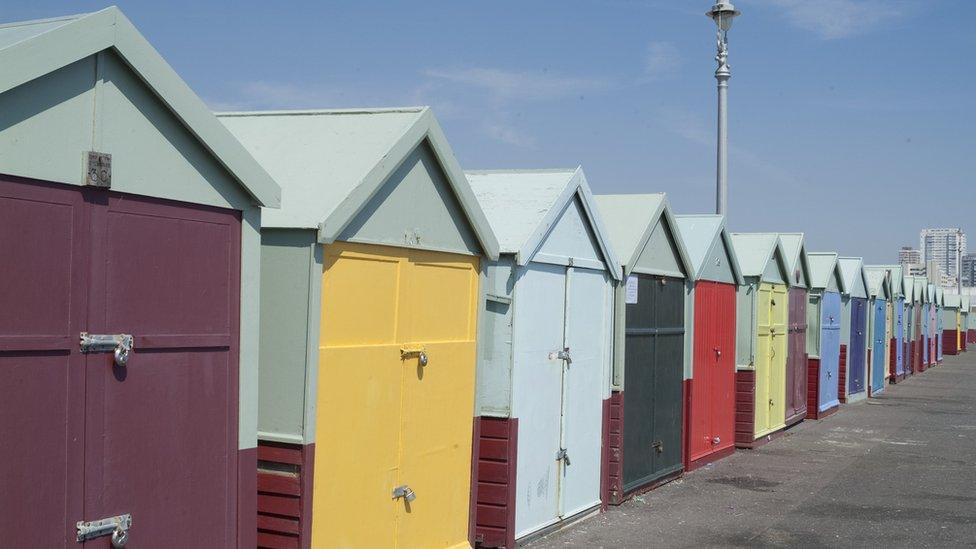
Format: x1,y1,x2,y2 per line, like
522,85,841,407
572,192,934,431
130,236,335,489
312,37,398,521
920,228,967,282
899,246,921,266
962,253,976,287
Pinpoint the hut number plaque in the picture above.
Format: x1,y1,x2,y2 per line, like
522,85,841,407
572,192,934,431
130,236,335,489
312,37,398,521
86,151,112,188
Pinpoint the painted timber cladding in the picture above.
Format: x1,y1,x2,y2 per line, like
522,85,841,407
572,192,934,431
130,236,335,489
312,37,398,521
0,8,281,547
468,170,617,545
779,234,810,425
594,194,692,501
838,258,869,401
224,108,497,548
806,253,845,417
730,234,791,446
674,215,742,471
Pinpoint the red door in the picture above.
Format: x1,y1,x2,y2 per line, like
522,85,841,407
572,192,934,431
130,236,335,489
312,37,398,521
786,288,808,421
688,281,736,465
0,176,241,547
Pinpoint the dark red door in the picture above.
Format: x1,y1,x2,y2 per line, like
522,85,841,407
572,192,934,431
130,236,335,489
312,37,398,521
786,288,808,421
0,176,241,547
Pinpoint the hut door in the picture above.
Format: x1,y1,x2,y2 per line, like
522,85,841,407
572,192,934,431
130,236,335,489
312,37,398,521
895,301,904,375
622,275,684,491
786,288,808,420
848,298,867,394
689,281,735,464
872,301,887,393
0,179,242,547
558,267,609,518
768,285,788,431
819,293,841,411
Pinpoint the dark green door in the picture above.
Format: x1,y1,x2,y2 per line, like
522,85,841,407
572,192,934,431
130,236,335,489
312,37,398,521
622,275,685,492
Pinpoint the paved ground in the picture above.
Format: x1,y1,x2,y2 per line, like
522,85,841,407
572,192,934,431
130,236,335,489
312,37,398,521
532,355,976,548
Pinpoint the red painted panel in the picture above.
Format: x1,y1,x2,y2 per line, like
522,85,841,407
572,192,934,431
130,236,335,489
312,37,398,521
786,288,808,424
85,192,241,547
943,331,958,356
687,282,736,465
838,344,847,403
472,417,517,549
806,358,820,419
604,392,624,505
889,338,897,381
256,441,313,549
0,176,88,547
734,370,756,447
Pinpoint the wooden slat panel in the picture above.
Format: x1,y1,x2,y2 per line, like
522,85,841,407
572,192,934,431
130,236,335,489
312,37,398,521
257,514,300,535
258,444,304,466
258,493,300,518
257,530,300,549
257,472,301,497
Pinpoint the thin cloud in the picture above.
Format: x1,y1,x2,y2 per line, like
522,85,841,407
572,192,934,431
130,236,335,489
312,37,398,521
644,41,681,80
754,0,911,40
423,67,611,101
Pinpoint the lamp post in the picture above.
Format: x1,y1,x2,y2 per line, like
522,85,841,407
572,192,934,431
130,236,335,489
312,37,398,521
707,1,740,217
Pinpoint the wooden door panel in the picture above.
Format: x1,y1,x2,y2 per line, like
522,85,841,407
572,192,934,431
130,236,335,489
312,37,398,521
754,284,772,436
0,176,88,547
768,285,788,431
650,278,684,477
621,274,658,491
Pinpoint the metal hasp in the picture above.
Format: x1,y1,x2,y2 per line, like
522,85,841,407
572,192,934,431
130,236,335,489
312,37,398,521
80,333,134,367
85,151,112,188
555,448,571,466
549,347,572,364
392,485,416,503
77,513,131,547
400,346,428,366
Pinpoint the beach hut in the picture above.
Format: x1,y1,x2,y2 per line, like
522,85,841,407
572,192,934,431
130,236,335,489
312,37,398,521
961,296,970,352
914,277,928,371
875,266,906,382
864,268,891,396
903,275,917,376
0,8,282,547
778,234,812,426
466,169,618,547
838,258,870,403
805,253,845,419
222,108,499,548
936,287,944,363
919,283,931,371
730,234,791,448
943,294,961,356
596,194,693,504
928,284,938,365
675,215,742,471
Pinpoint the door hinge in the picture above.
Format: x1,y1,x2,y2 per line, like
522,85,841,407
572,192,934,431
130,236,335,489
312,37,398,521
555,448,571,466
77,513,130,547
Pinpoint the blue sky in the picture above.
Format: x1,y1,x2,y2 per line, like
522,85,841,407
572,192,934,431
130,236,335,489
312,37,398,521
7,1,973,262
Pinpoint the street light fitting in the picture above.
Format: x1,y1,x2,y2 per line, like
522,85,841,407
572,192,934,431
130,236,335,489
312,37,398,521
707,1,740,32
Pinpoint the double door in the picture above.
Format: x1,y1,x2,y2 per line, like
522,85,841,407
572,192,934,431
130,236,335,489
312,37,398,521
622,274,685,492
0,177,242,547
818,292,841,411
754,283,787,438
315,242,480,548
688,282,735,464
512,263,610,539
785,288,808,421
848,297,867,395
871,300,887,393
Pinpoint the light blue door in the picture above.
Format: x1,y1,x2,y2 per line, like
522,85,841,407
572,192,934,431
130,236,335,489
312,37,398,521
872,299,886,394
895,299,904,376
820,291,841,411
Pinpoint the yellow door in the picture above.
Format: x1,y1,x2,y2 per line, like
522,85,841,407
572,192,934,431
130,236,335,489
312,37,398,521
312,242,479,549
769,284,788,432
754,284,772,438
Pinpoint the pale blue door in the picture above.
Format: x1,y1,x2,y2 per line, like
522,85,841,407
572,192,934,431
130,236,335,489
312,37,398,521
872,299,886,394
820,291,841,410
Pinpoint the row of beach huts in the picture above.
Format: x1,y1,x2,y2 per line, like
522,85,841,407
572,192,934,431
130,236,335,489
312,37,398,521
1,8,973,549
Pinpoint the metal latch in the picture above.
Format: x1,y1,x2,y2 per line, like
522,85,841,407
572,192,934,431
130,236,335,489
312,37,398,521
651,440,664,454
80,333,133,367
77,513,130,547
400,346,428,366
712,436,721,445
555,448,571,466
392,485,416,502
549,347,572,364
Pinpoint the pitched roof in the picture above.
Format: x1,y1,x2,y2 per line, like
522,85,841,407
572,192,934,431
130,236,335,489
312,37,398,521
868,265,905,298
674,214,743,284
220,107,499,258
593,193,693,277
945,294,961,308
466,167,619,277
729,233,789,281
0,7,280,207
777,233,810,288
863,267,890,299
807,252,847,292
838,257,869,298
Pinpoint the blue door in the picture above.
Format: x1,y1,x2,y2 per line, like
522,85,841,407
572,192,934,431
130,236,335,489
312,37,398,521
895,299,904,376
820,291,841,411
872,299,886,394
848,297,867,395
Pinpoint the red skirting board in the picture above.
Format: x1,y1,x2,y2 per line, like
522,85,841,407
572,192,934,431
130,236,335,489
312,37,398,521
256,441,315,549
888,338,898,383
603,392,624,506
943,331,958,356
470,417,518,549
838,344,848,403
805,358,839,420
734,370,755,447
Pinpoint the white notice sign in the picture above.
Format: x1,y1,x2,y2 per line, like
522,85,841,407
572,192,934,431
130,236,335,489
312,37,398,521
625,275,639,304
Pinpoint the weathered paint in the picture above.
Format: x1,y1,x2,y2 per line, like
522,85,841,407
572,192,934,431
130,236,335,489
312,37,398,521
313,242,480,548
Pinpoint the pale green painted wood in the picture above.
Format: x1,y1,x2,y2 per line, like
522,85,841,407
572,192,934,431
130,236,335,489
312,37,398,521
736,283,757,368
633,217,686,278
239,208,263,450
593,193,693,279
533,197,606,268
258,230,318,443
762,259,787,284
683,281,696,379
338,141,481,256
477,257,517,417
838,257,869,299
778,233,809,289
807,293,822,357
